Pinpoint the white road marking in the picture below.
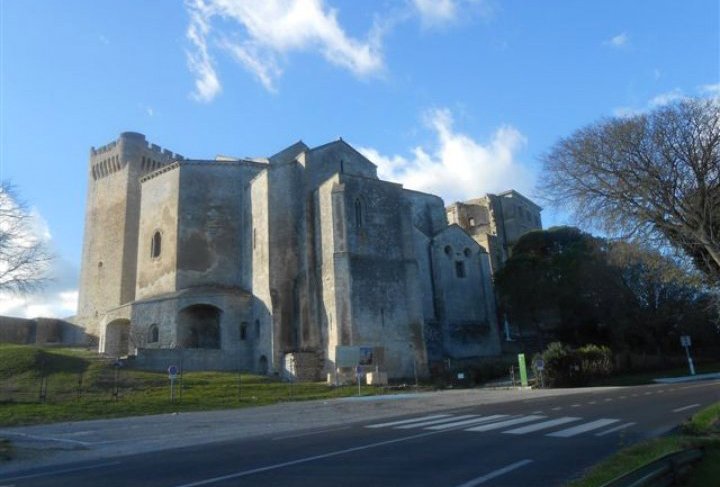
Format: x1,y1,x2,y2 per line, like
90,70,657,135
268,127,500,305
673,404,701,413
619,396,627,399
551,407,562,411
604,398,613,402
503,417,581,435
272,427,351,440
365,414,451,429
466,415,546,432
453,459,534,487
425,415,509,430
531,410,543,414
395,415,478,429
547,419,620,438
0,462,121,482
588,401,597,405
571,404,581,408
173,429,452,487
595,422,636,436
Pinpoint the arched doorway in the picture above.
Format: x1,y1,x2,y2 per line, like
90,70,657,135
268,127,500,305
177,304,222,349
104,319,130,356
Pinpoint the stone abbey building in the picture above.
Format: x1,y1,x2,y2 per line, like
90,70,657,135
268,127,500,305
76,132,508,379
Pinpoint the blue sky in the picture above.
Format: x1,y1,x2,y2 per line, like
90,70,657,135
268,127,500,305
1,0,718,317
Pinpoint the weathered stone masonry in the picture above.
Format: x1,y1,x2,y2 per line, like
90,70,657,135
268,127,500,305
76,132,503,379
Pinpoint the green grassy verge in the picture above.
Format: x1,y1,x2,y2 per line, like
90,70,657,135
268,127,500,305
588,362,720,387
0,345,400,427
567,402,720,487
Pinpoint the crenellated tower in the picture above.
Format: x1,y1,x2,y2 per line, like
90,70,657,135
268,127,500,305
76,132,183,339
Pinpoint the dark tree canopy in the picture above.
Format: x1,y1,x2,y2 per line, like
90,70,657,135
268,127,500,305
0,182,50,294
539,98,720,283
495,227,719,354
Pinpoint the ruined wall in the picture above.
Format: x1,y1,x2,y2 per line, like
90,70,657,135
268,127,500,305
431,226,501,358
0,316,85,345
497,193,542,247
403,189,448,237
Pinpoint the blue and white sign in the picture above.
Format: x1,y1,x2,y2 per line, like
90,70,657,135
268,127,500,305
168,365,179,379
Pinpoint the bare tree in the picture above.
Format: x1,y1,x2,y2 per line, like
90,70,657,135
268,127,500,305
539,98,720,283
0,182,51,293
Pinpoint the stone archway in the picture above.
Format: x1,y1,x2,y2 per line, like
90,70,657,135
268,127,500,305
177,304,222,349
104,319,130,357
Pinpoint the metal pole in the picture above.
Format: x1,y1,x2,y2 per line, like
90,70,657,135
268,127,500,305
685,345,696,375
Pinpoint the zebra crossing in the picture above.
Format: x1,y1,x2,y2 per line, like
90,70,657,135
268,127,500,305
365,413,635,438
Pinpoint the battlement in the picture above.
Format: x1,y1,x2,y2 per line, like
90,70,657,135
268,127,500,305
90,132,185,182
91,132,185,161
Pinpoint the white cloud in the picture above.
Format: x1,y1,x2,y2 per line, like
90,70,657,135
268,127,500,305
359,108,531,204
412,0,493,27
612,84,719,117
648,88,685,108
185,0,384,97
0,198,79,319
186,0,222,102
604,32,628,48
700,83,720,100
413,0,457,25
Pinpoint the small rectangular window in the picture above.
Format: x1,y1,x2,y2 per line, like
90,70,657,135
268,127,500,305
455,261,466,278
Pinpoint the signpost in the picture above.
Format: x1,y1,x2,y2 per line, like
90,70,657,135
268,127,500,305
518,353,528,388
355,365,363,397
534,358,545,388
680,336,695,376
168,365,179,403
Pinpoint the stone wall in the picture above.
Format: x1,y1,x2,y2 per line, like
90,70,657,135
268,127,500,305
0,316,86,345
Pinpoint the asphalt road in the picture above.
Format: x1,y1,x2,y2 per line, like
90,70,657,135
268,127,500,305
1,381,718,487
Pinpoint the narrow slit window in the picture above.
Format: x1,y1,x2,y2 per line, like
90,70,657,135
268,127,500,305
240,322,248,341
355,199,363,228
151,231,162,258
455,261,466,278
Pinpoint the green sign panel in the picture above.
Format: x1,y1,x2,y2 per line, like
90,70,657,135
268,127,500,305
518,353,528,387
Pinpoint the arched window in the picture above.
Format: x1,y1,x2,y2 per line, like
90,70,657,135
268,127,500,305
464,248,472,257
354,199,363,228
468,217,475,227
151,231,162,258
148,324,159,343
255,319,260,338
444,245,452,256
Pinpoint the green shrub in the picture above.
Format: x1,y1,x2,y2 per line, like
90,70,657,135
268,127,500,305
535,342,613,387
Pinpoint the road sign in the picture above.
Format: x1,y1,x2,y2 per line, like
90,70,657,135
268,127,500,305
534,358,545,371
680,335,692,347
355,365,363,378
168,365,179,380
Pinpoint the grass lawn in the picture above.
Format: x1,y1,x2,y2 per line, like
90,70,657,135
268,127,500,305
567,402,720,487
0,344,399,428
